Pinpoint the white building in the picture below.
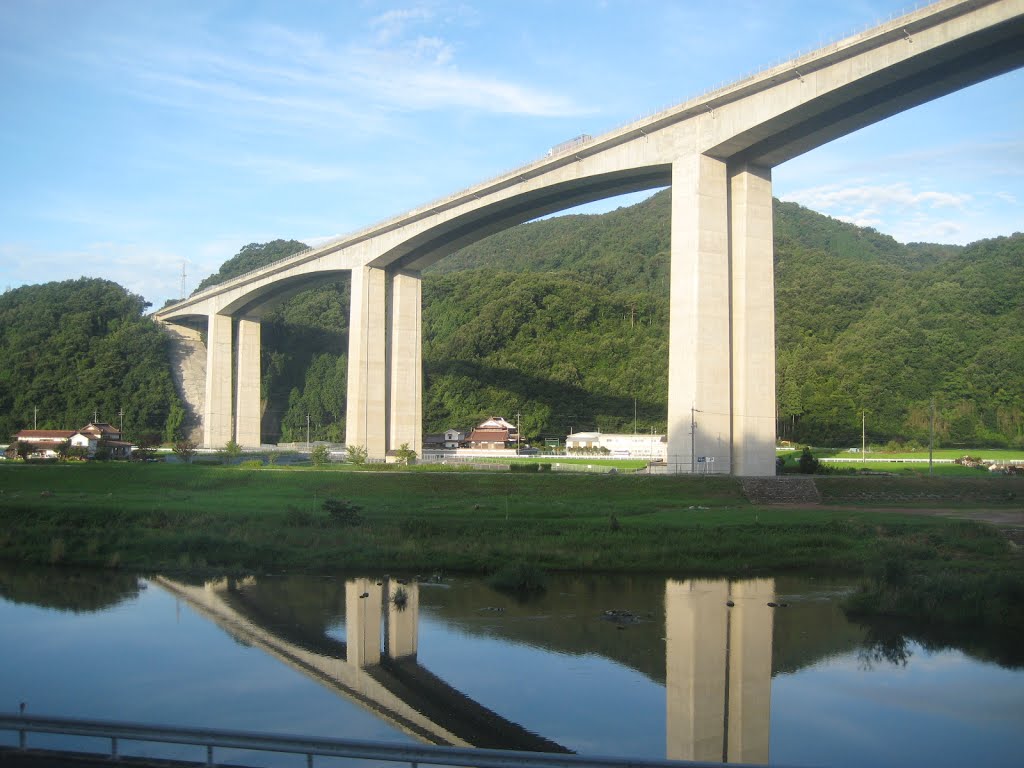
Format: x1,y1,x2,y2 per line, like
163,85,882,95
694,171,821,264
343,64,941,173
566,431,667,461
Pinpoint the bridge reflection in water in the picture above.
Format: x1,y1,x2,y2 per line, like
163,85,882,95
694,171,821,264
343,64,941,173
154,576,775,763
666,579,773,765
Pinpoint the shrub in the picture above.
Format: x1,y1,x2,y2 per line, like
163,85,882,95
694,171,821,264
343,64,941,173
346,445,368,465
394,443,416,466
310,444,330,466
173,440,197,464
488,562,548,594
538,463,552,472
285,506,317,527
798,447,820,474
223,440,242,464
510,463,539,473
323,497,363,526
239,459,263,469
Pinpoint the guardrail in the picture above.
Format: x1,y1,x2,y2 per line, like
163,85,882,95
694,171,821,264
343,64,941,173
1,713,761,768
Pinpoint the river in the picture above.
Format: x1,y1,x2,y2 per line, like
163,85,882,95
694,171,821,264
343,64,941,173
1,565,1021,767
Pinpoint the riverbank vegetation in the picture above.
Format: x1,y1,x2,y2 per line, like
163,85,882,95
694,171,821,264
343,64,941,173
1,463,1021,633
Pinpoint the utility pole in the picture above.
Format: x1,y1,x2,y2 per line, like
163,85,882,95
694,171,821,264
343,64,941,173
929,398,935,477
94,408,99,424
690,406,700,474
33,406,37,430
633,398,637,434
515,412,521,455
118,407,124,436
306,414,311,449
861,410,866,460
180,261,188,298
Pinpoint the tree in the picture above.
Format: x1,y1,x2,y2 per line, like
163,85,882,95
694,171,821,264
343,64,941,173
394,443,416,466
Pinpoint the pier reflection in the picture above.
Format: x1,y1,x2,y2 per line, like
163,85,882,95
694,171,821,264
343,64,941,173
153,575,777,761
666,579,773,764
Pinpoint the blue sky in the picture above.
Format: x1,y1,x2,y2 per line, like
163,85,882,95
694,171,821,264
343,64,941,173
1,1,1021,309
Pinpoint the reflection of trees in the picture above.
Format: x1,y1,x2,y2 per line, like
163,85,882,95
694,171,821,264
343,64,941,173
853,618,1024,670
0,564,140,613
857,624,913,670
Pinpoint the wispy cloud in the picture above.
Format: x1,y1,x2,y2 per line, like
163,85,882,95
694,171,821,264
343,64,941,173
0,241,188,307
67,7,585,135
788,182,971,214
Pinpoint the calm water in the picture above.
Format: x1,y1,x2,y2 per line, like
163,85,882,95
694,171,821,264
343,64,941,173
1,565,1022,767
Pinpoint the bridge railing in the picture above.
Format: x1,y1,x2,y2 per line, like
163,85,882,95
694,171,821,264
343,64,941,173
1,713,756,768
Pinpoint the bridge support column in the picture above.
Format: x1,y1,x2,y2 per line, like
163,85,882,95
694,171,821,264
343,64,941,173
730,165,776,476
235,316,262,448
203,313,234,449
667,154,733,473
346,266,388,458
388,271,422,457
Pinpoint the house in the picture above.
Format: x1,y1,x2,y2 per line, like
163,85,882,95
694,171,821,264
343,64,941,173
424,428,468,450
11,429,76,458
442,428,466,449
466,416,519,450
11,422,133,460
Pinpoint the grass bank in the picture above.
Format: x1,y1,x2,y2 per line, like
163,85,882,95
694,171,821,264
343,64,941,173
1,463,1022,631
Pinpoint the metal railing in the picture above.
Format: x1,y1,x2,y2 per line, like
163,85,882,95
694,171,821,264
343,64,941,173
1,713,762,768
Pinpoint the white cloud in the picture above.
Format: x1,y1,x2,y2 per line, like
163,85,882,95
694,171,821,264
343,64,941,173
789,182,971,213
0,241,188,308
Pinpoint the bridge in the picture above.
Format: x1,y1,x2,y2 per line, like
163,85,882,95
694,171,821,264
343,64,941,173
153,0,1024,475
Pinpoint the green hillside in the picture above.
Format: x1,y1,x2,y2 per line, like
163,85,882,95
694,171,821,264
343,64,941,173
194,190,1024,448
4,194,1020,450
0,278,184,442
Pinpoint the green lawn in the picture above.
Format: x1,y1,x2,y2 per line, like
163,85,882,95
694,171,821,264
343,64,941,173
2,461,1021,632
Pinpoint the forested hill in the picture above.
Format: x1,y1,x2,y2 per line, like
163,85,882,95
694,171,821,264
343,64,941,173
0,279,184,442
204,190,1019,449
5,195,1018,449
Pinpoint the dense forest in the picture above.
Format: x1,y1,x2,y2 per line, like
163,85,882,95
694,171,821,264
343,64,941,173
3,193,1021,449
0,278,184,443
193,191,1023,449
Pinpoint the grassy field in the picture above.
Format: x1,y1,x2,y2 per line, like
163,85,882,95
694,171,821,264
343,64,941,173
2,462,1022,631
777,447,1024,477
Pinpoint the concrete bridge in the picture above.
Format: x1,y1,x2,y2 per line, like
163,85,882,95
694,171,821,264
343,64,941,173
153,0,1024,475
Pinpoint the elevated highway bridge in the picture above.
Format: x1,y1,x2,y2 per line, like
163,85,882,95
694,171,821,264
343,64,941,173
154,0,1024,475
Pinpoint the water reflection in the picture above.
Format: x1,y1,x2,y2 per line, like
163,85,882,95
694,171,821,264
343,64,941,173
3,566,1022,766
152,574,784,762
153,575,566,752
0,563,140,612
666,579,774,764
